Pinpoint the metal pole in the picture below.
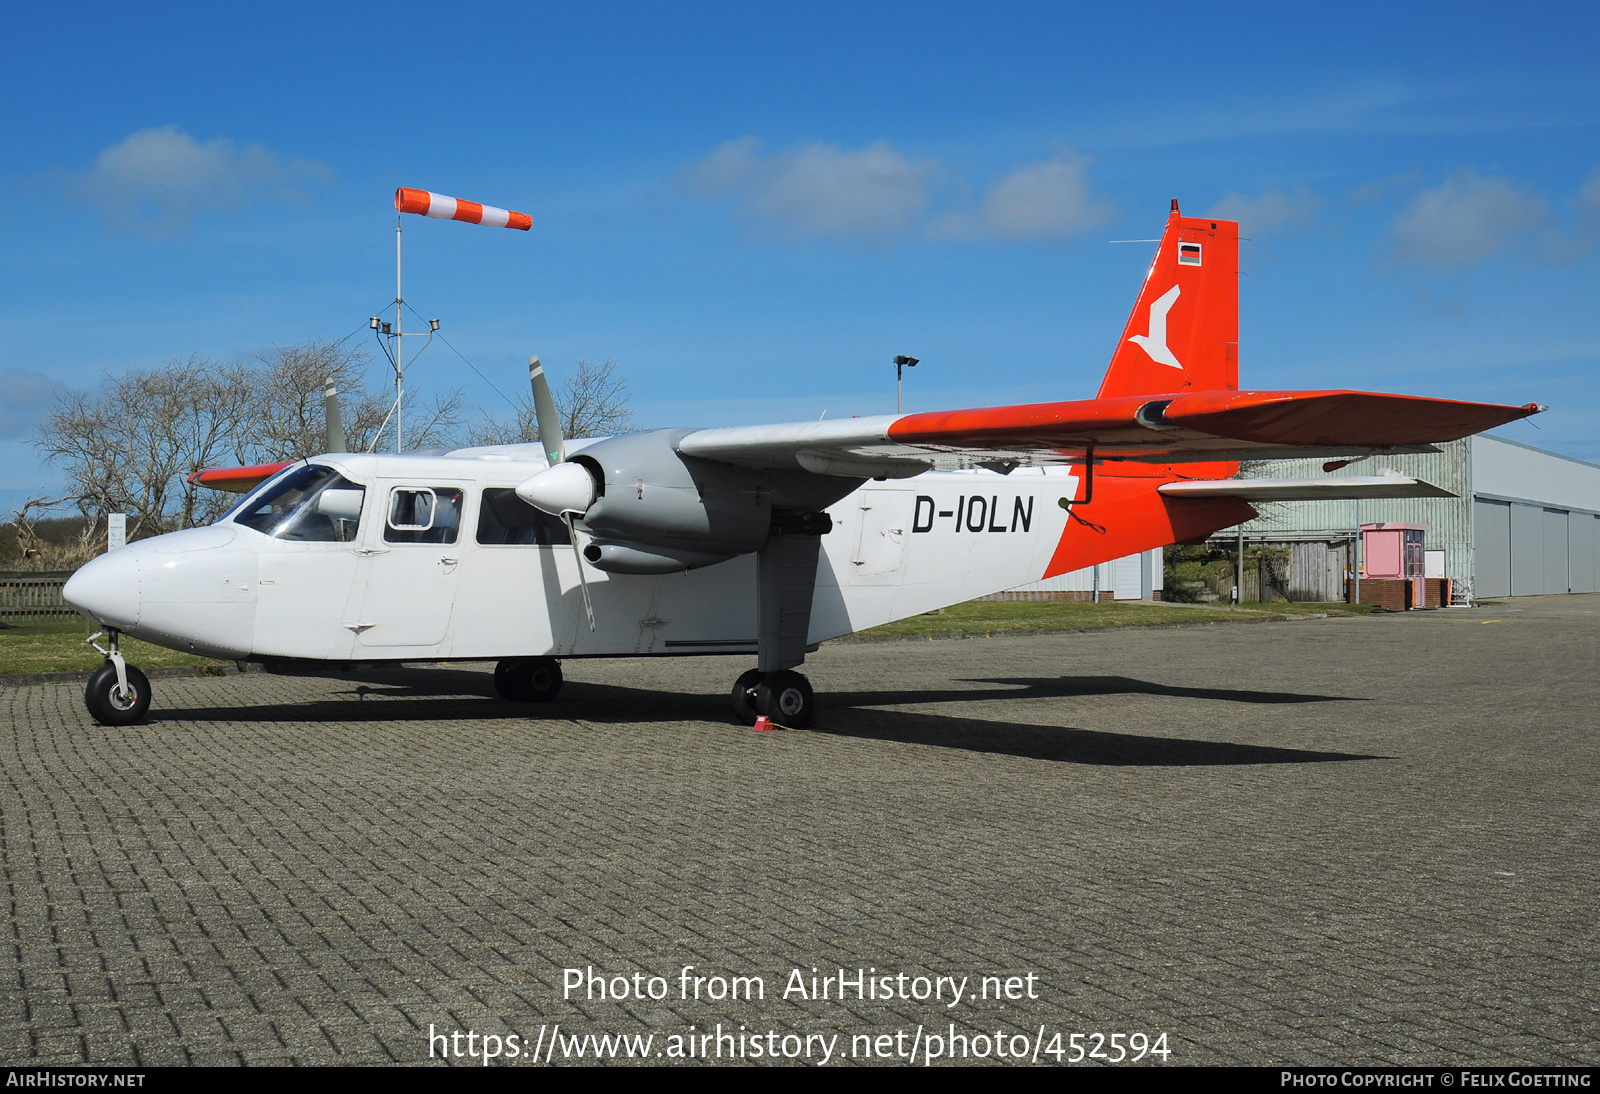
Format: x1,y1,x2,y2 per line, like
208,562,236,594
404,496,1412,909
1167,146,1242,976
896,360,903,414
1092,563,1100,604
395,214,403,452
1236,525,1244,605
1354,500,1362,606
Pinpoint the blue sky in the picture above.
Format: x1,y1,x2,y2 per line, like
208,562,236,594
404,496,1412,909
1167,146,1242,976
3,2,1598,515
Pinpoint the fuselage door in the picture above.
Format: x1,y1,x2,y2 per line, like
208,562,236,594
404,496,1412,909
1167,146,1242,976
850,489,910,583
353,484,467,649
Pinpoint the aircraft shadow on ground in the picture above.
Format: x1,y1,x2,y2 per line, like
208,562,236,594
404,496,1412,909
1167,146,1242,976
146,668,1381,768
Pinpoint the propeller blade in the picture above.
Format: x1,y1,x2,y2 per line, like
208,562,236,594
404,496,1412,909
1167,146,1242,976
533,356,590,629
323,377,347,453
564,514,596,631
528,356,565,466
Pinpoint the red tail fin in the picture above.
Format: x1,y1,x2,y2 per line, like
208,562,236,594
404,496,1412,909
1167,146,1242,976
1097,200,1238,399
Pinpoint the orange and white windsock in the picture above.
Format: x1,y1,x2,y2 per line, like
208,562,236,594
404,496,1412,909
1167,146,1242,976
395,188,531,231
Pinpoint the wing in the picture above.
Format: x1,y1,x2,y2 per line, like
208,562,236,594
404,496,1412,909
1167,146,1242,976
187,460,295,493
676,389,1544,472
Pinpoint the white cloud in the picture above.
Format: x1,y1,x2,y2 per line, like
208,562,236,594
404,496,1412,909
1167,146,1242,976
1387,171,1550,269
0,369,59,440
1577,168,1600,237
1207,186,1323,235
935,153,1114,243
62,126,334,235
682,136,935,241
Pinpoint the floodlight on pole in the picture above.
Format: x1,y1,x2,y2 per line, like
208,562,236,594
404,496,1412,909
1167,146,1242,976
894,355,919,413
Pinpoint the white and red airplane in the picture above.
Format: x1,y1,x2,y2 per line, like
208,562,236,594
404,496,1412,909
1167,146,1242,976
63,201,1541,727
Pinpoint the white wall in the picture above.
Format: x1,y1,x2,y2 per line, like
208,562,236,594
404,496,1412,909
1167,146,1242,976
1473,435,1600,512
1007,548,1163,599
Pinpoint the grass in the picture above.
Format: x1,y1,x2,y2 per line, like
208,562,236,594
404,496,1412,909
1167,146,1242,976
0,620,226,676
856,598,1377,636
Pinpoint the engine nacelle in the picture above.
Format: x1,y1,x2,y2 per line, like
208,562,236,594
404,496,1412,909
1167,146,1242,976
582,541,732,574
517,430,772,569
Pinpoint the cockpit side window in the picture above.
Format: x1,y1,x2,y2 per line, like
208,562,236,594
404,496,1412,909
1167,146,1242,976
475,488,572,545
384,487,464,544
231,465,366,543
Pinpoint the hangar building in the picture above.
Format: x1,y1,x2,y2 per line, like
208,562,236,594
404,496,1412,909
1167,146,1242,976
1220,434,1600,601
999,434,1600,603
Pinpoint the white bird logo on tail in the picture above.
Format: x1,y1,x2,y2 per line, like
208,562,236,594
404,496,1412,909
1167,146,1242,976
1129,284,1182,369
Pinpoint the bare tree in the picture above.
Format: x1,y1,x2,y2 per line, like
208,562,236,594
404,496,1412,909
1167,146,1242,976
36,356,254,539
559,358,633,439
466,358,634,447
244,340,388,460
362,388,466,454
5,495,77,569
241,339,463,457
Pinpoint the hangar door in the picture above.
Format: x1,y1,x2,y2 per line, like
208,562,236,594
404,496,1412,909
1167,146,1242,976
1543,508,1570,594
1113,554,1143,599
1473,499,1510,598
1572,515,1599,594
1510,503,1544,596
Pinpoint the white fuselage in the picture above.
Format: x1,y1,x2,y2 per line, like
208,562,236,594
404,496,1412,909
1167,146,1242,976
64,450,1079,664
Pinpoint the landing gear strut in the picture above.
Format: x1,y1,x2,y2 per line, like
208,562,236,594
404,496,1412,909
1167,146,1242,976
731,668,814,728
84,630,150,726
494,657,563,702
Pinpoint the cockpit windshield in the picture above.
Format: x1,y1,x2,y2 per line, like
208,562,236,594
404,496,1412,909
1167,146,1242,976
231,464,366,542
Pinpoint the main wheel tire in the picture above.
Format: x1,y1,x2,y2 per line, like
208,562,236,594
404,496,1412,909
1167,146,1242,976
525,658,563,702
730,668,764,724
85,662,151,726
493,659,534,701
755,669,814,729
494,658,563,702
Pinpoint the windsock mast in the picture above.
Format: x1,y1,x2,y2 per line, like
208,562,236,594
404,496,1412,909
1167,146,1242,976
373,188,531,452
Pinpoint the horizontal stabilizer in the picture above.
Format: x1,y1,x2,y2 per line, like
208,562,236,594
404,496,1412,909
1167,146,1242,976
1158,471,1456,501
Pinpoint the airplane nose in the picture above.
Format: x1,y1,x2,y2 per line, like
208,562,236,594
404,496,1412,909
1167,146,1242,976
63,551,142,630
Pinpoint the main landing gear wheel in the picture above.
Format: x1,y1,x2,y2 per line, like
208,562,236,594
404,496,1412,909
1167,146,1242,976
85,661,151,726
755,669,814,729
493,657,563,702
731,668,764,724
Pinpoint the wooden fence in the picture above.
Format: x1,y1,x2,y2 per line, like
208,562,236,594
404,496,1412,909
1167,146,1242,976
0,572,78,621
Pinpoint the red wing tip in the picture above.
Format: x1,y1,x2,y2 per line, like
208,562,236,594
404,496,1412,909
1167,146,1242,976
188,461,294,492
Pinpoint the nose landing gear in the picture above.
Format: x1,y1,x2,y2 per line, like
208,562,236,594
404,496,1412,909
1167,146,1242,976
731,668,814,729
84,630,151,726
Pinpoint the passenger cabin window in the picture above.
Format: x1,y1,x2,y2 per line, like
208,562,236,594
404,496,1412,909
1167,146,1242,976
232,464,366,543
384,487,464,544
476,488,572,545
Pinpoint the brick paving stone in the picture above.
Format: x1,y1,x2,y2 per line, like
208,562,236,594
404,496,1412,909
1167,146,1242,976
1,596,1597,1065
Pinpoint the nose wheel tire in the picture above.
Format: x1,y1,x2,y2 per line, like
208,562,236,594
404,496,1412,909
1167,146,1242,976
493,658,563,702
755,670,814,729
731,668,764,724
85,662,151,726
